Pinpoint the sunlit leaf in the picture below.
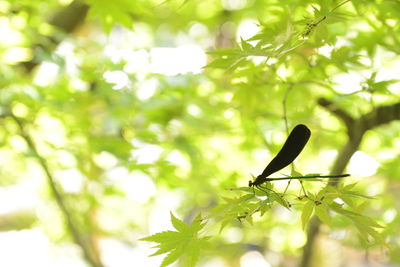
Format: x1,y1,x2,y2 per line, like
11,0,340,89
140,213,210,267
301,200,315,230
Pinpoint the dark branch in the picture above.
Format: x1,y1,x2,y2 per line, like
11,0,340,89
362,102,400,130
20,0,89,72
300,99,400,267
317,98,354,130
49,0,89,33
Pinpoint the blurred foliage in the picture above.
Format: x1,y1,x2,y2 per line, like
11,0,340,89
0,0,400,266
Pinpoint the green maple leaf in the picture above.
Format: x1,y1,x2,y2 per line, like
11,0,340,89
140,212,210,267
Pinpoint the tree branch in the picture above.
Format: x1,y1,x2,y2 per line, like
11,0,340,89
48,0,89,33
317,98,354,131
20,0,89,72
362,102,400,130
10,115,105,267
299,98,400,267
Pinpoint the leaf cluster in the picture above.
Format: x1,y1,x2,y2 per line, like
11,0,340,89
140,213,210,267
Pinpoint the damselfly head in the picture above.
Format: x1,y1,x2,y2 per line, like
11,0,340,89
248,174,257,187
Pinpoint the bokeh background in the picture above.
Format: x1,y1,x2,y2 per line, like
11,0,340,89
1,0,400,266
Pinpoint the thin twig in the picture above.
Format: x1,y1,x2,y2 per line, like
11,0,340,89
330,0,352,13
282,83,295,192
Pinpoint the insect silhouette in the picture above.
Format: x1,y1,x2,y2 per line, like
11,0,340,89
249,124,349,189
